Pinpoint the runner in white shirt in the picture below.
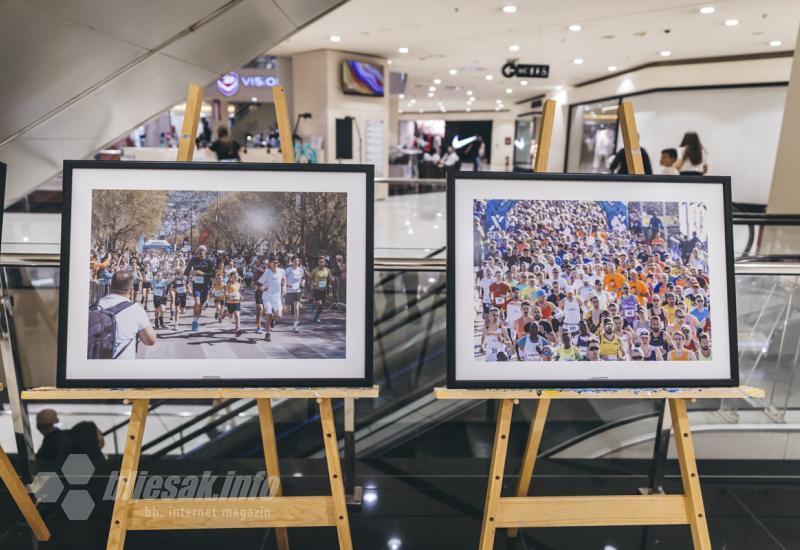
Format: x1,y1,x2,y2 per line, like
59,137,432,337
284,257,306,333
257,257,285,342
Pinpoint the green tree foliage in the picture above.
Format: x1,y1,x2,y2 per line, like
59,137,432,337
91,190,169,251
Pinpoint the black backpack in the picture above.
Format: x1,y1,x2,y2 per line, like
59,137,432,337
87,301,136,359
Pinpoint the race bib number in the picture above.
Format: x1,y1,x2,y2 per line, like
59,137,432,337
495,297,504,305
214,290,225,297
228,292,240,300
193,276,205,285
176,286,186,294
289,281,301,290
154,288,164,297
318,280,327,289
622,308,635,318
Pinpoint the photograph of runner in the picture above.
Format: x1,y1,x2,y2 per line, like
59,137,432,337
472,198,712,363
87,189,348,361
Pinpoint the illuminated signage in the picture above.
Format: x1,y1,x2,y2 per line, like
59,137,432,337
216,72,281,97
502,62,549,79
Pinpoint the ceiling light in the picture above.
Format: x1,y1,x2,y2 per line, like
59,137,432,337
556,85,564,90
769,39,783,47
608,65,617,72
466,90,473,96
418,109,424,113
505,88,513,94
399,93,405,99
724,19,739,27
496,99,503,103
466,108,471,112
251,96,258,102
449,69,458,75
409,98,416,103
388,538,402,550
398,109,403,114
433,78,441,85
329,35,341,42
699,6,715,15
502,5,517,13
398,46,409,53
573,58,584,65
387,59,392,65
509,44,520,52
427,92,434,97
660,50,672,57
520,80,528,86
568,24,582,32
485,74,494,80
429,86,436,91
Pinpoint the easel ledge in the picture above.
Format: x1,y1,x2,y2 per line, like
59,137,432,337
22,385,380,400
434,385,764,401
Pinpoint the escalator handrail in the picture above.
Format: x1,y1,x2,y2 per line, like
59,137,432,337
139,398,245,452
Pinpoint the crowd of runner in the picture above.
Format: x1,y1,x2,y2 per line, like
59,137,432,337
473,200,712,362
89,245,346,341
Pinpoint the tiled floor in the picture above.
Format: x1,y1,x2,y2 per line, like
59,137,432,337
1,458,798,549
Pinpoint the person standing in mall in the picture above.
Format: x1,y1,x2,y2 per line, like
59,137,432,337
675,131,708,175
35,409,64,460
208,126,241,161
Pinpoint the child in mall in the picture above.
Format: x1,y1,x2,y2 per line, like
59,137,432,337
660,148,680,176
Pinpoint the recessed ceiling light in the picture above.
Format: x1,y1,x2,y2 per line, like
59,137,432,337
466,90,473,96
608,65,618,72
556,85,564,90
520,80,528,86
496,99,503,104
449,69,458,75
573,58,584,65
660,50,672,57
398,109,403,114
433,78,441,85
399,94,405,99
485,74,494,80
509,44,520,52
769,39,783,47
502,5,517,13
466,108,471,112
409,98,416,103
398,46,409,53
568,24,582,32
329,35,341,42
429,86,436,91
427,92,434,97
387,59,392,65
251,96,258,102
699,6,715,15
724,19,739,27
505,88,513,94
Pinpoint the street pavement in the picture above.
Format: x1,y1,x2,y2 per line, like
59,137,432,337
135,287,346,359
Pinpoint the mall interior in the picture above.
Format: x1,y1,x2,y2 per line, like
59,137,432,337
2,0,800,549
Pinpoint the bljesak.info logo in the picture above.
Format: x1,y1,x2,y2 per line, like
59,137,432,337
31,454,280,520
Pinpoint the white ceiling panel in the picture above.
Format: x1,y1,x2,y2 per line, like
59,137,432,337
274,0,344,26
0,0,147,142
21,0,233,49
161,0,296,74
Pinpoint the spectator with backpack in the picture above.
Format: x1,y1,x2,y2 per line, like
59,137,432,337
89,272,156,359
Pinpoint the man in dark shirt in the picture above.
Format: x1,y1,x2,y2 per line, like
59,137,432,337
184,245,215,331
36,409,64,460
609,146,653,175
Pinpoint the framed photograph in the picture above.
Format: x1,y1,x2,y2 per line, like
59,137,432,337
448,172,738,388
58,161,373,388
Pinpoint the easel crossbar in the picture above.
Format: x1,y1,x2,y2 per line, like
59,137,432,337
495,495,690,528
127,496,337,530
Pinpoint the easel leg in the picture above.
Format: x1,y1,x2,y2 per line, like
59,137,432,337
479,399,514,550
0,444,49,541
257,398,290,550
507,398,550,538
107,399,148,550
319,398,353,550
669,398,712,550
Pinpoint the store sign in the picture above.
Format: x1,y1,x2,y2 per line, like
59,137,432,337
501,62,549,79
216,72,281,97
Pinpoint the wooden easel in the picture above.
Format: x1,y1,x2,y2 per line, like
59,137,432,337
21,84,374,550
0,384,50,541
442,99,763,550
23,387,378,549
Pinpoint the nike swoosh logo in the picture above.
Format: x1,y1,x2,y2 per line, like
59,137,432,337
514,138,525,150
452,135,478,149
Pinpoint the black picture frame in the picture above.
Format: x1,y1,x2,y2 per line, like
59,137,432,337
447,170,739,389
0,162,5,247
58,160,374,388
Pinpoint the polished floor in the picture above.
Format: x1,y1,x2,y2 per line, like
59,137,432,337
1,458,798,550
